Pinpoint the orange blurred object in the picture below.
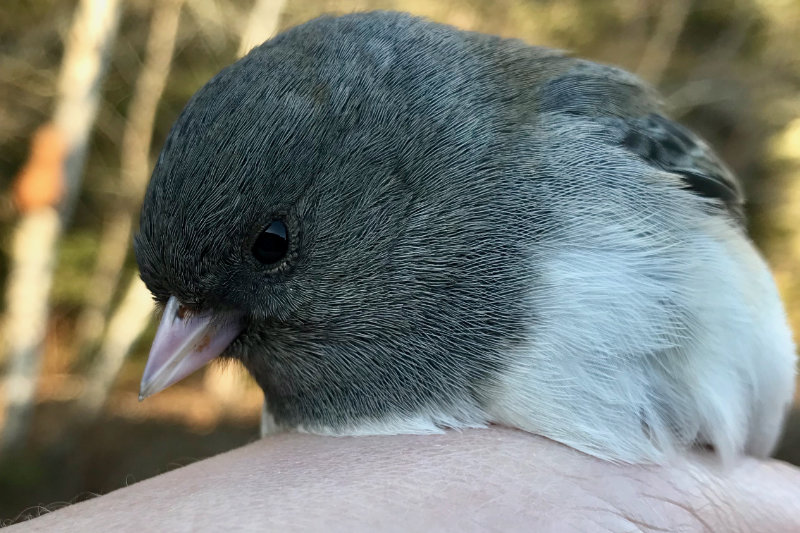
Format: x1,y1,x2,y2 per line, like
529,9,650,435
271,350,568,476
13,123,67,212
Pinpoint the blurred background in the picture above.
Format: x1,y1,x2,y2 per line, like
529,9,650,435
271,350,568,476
0,0,798,524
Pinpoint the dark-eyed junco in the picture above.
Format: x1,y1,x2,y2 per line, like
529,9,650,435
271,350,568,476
135,11,796,463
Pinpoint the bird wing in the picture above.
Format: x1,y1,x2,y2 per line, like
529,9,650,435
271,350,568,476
609,113,745,223
534,59,745,223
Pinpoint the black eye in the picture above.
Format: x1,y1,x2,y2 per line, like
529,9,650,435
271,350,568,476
252,220,289,265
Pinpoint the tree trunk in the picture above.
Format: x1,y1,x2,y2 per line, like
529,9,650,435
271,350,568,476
636,0,692,86
79,277,157,414
72,0,184,362
76,0,186,416
0,0,122,452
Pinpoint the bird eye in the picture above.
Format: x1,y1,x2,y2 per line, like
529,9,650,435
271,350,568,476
252,220,289,266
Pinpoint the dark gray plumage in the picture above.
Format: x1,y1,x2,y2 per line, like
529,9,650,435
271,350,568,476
135,11,795,463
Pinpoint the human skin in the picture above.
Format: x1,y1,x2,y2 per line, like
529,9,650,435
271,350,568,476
8,427,800,532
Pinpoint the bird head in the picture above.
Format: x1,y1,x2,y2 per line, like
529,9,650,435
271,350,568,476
135,12,531,431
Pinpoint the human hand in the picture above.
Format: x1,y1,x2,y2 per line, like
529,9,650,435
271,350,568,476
9,427,800,532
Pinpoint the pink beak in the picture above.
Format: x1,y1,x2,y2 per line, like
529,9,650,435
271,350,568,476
139,296,243,400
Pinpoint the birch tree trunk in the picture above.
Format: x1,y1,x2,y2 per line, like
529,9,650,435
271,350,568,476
73,0,184,362
0,0,122,452
77,0,186,415
636,0,693,86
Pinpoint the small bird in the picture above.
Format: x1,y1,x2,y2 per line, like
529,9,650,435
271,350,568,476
135,11,796,463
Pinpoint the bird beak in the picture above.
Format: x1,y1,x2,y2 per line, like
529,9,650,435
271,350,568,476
139,296,243,400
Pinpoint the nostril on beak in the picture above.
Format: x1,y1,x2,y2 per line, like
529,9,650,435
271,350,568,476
139,296,243,399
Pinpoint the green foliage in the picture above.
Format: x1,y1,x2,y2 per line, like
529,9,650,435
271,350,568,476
51,230,100,307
